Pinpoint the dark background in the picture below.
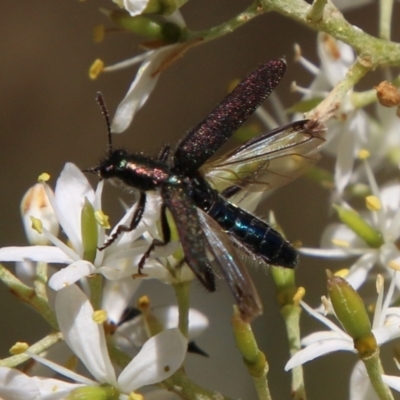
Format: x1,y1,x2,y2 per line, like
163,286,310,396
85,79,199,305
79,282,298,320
0,1,397,399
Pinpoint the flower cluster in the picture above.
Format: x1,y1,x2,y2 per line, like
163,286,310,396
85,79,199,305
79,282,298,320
2,0,400,399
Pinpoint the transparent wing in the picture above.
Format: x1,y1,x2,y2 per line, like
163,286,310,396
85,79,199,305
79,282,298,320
197,209,263,322
200,119,326,194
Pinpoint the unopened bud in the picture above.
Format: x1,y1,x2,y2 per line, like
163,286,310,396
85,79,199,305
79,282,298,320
375,81,400,107
20,183,59,245
327,272,377,357
334,204,383,248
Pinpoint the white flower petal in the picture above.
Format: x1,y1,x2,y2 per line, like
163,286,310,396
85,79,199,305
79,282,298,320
49,260,96,290
382,374,400,392
301,330,350,346
55,285,117,386
345,252,377,290
335,123,356,194
349,361,379,400
122,0,149,16
54,163,95,255
285,338,354,370
0,367,39,400
117,328,187,392
0,246,72,263
102,278,142,324
111,45,178,133
299,247,353,258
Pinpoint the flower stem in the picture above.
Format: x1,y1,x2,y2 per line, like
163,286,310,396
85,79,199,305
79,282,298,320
161,369,235,400
231,307,272,400
34,262,49,303
0,332,62,368
281,302,306,400
307,59,371,122
379,0,393,41
0,264,57,329
173,281,191,338
363,351,394,400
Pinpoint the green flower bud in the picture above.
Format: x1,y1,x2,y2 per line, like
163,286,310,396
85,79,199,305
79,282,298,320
110,10,181,43
334,204,384,248
328,273,377,357
65,384,119,400
81,198,98,263
142,0,188,15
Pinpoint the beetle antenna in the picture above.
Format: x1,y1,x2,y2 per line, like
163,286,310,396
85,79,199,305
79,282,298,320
96,92,113,155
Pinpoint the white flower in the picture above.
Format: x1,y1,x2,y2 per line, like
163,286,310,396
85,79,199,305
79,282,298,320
0,163,172,290
285,274,400,371
115,304,209,354
9,284,187,399
296,33,373,193
20,182,59,245
301,158,400,291
101,11,186,134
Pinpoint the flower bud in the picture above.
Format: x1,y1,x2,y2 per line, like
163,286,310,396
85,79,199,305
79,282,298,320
65,384,119,400
20,183,59,245
81,198,98,263
109,10,181,43
374,81,400,107
334,204,383,248
327,273,377,357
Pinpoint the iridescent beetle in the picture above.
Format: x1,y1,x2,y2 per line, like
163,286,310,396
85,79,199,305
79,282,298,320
86,59,325,321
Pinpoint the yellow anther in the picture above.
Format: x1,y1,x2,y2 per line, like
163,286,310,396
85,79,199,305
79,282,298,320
92,310,107,324
93,24,105,43
389,260,400,271
293,287,306,305
358,149,370,160
38,172,50,182
331,239,350,248
89,59,104,80
30,216,43,234
334,268,349,278
129,392,144,400
137,295,150,311
9,342,29,355
95,210,111,229
366,195,382,211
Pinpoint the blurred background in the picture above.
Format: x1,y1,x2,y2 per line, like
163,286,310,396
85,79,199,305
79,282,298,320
0,1,398,399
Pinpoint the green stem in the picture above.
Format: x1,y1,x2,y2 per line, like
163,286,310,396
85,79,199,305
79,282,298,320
173,281,191,338
281,304,306,400
306,0,327,23
363,351,394,400
307,59,371,122
232,307,271,400
0,264,57,329
161,369,235,400
0,332,62,368
379,0,393,41
88,274,103,311
34,262,48,302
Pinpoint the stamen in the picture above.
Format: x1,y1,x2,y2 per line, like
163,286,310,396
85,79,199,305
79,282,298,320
331,239,350,248
9,342,29,354
95,210,111,229
366,195,382,211
89,59,104,80
38,172,50,182
92,310,108,324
